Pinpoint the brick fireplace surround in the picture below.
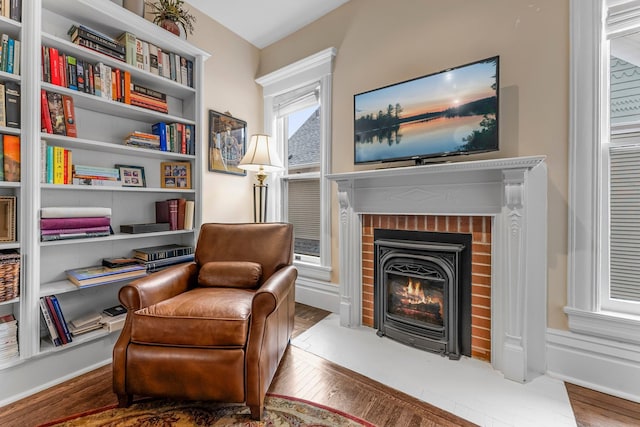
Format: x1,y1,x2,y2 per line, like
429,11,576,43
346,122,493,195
361,214,492,361
328,156,547,383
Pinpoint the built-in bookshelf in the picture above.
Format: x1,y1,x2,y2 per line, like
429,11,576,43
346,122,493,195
0,0,209,402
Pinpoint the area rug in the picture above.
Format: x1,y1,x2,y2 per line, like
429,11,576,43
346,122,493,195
38,394,376,427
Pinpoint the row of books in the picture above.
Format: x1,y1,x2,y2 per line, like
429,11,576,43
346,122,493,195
68,25,125,63
152,121,196,155
40,207,112,241
0,0,21,23
0,133,19,182
41,89,77,137
131,244,194,272
41,142,72,185
118,31,193,87
0,81,20,128
0,314,17,362
39,295,72,346
0,33,20,75
156,198,195,231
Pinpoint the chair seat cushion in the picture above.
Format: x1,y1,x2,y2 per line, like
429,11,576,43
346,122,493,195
198,261,262,289
131,287,254,347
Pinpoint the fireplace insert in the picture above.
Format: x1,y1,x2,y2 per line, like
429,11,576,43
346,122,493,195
374,229,472,359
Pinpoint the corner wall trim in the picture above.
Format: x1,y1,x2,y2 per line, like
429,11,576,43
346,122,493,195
295,278,340,313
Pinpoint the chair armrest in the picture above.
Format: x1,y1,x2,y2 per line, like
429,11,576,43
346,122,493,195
119,262,198,310
252,265,297,317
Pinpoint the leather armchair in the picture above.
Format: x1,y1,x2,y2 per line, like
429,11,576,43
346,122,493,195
113,223,297,420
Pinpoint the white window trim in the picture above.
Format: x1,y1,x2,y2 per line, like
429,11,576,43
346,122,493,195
567,0,640,344
256,48,337,282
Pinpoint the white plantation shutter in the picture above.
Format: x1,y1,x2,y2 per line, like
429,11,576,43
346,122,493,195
288,179,320,241
609,144,640,302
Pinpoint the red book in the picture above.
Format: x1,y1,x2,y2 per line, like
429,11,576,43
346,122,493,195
168,199,178,230
59,53,67,88
179,123,186,154
62,95,77,137
49,47,61,86
41,89,53,133
40,216,111,230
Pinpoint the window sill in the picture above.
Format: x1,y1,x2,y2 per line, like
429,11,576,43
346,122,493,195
564,306,640,345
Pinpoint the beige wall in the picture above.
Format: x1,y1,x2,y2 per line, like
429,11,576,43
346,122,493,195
259,0,570,330
184,4,263,223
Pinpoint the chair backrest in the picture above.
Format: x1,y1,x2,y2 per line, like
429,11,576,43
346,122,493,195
195,223,294,284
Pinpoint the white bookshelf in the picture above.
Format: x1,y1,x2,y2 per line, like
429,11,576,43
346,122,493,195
0,0,209,398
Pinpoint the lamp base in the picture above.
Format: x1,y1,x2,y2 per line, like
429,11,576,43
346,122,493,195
253,184,268,223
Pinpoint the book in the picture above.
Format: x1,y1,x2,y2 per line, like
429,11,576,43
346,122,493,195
134,38,144,70
102,257,140,268
155,200,170,224
132,244,194,261
148,43,159,75
144,253,195,272
62,95,77,137
72,178,123,187
174,198,186,230
70,312,101,329
66,263,146,281
52,145,64,184
0,83,5,127
47,92,65,135
184,200,195,230
120,222,170,234
40,216,111,230
49,295,73,344
40,89,52,133
66,268,147,287
12,38,19,75
39,297,61,346
102,304,126,317
41,230,111,241
41,225,110,236
3,134,19,182
48,46,61,86
40,206,112,218
101,312,126,332
45,295,71,344
68,25,125,54
4,81,19,128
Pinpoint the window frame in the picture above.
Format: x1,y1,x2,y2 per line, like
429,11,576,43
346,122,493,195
256,48,336,282
567,0,640,343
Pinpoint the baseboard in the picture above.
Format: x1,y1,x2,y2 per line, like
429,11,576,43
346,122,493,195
546,328,640,403
294,277,339,313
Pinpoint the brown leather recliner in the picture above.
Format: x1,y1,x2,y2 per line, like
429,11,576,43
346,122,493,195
112,222,297,420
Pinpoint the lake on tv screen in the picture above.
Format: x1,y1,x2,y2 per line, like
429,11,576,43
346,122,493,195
355,114,488,163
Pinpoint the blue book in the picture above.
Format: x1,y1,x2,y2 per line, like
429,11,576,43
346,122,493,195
152,122,167,151
6,38,14,74
49,295,73,344
46,145,54,183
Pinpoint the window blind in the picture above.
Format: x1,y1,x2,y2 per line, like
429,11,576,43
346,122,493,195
288,179,320,241
609,143,640,302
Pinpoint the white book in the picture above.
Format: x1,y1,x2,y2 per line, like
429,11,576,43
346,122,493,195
161,51,171,79
40,206,112,218
12,39,19,75
135,38,145,70
142,41,150,72
184,200,195,230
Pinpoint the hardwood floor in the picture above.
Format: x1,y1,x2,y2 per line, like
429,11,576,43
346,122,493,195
0,303,639,426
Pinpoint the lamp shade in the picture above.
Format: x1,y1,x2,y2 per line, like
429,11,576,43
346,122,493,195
238,134,283,172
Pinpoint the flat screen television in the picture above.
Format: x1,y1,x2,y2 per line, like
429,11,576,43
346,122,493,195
354,56,499,165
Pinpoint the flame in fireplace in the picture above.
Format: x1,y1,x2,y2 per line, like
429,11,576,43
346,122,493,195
403,278,439,305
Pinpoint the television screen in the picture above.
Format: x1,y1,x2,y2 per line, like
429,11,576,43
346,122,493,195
354,56,499,164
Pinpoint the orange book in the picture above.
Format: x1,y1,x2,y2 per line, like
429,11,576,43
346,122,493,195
123,71,131,104
62,95,77,137
3,135,20,182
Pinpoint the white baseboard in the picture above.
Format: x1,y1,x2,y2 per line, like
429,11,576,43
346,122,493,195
294,277,339,313
546,328,640,403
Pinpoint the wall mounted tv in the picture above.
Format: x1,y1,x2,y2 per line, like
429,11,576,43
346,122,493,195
354,56,499,165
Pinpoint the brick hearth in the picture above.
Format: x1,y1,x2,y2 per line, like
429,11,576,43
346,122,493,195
361,214,492,361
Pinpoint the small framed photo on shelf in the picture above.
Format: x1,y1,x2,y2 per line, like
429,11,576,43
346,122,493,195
161,161,191,189
208,110,247,176
116,164,146,187
0,196,16,242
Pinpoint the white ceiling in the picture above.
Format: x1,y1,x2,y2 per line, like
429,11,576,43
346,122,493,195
186,0,350,49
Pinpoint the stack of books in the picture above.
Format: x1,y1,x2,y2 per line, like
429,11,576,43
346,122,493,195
0,314,18,362
67,25,125,62
132,244,195,273
68,312,102,336
40,206,112,241
130,84,167,113
65,263,147,288
72,165,121,187
39,295,72,346
124,131,161,150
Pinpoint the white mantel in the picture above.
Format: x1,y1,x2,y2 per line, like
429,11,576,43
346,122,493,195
327,156,548,383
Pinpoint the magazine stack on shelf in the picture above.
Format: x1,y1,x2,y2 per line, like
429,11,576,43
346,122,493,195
65,263,147,288
124,131,161,150
40,207,112,241
0,314,18,362
72,165,122,187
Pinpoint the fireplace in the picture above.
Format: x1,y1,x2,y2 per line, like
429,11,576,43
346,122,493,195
374,229,471,359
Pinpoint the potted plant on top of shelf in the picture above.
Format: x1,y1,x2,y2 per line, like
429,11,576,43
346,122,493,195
146,0,196,38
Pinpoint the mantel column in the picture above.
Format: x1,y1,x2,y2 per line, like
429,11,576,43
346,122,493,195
336,180,362,327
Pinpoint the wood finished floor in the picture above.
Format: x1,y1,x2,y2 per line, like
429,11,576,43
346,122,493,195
0,303,638,426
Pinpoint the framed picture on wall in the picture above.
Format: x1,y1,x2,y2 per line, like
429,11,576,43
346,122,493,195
208,110,247,176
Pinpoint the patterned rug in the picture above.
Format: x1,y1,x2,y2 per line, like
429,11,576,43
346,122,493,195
39,394,376,426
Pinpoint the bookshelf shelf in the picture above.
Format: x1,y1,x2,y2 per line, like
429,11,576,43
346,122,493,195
41,32,198,100
39,327,112,355
0,70,20,83
40,276,146,297
39,229,195,247
0,125,21,135
41,183,197,193
0,297,18,306
0,182,20,189
40,133,195,160
0,356,22,371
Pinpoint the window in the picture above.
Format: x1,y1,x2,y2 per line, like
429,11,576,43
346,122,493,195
567,0,640,342
256,48,336,281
